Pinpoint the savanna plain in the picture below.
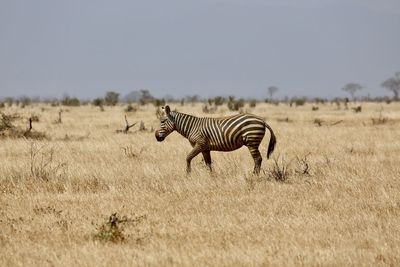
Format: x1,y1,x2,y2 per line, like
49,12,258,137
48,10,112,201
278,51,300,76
0,101,399,266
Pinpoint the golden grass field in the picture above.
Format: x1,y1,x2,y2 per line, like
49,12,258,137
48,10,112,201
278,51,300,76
0,101,399,266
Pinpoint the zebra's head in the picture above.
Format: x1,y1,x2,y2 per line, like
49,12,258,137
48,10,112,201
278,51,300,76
155,105,175,142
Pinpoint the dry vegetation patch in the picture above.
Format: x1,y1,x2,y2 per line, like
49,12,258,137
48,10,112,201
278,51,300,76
0,102,400,266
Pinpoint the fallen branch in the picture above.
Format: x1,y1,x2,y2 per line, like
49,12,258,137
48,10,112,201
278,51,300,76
116,115,137,133
330,120,343,126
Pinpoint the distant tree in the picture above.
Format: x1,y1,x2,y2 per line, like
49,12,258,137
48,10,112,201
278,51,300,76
19,96,32,107
104,91,119,106
268,86,279,99
292,97,307,107
342,83,363,100
123,91,142,103
381,72,400,100
208,96,225,106
61,96,80,106
139,89,155,105
163,95,176,102
5,97,14,107
92,98,104,107
186,95,200,103
214,96,225,106
314,98,327,104
153,98,166,107
227,96,244,111
124,103,137,113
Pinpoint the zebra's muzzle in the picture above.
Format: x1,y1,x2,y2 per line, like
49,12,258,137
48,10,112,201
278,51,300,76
155,131,165,142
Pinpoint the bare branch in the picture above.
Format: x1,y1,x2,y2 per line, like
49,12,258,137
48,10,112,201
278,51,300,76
116,115,137,133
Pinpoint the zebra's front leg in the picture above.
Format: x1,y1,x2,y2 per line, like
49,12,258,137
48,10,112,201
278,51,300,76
202,150,212,172
186,145,203,173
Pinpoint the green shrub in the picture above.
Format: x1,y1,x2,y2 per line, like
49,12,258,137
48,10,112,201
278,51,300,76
153,98,166,107
61,96,80,106
249,99,257,108
227,96,245,111
125,104,137,113
294,98,306,106
104,91,119,106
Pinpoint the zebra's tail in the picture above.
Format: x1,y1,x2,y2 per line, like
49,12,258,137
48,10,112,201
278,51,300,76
264,122,276,159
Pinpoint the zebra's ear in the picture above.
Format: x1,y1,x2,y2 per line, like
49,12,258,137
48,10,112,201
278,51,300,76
164,105,171,115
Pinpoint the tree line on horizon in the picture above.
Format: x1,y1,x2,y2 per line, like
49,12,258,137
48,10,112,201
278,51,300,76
1,72,399,109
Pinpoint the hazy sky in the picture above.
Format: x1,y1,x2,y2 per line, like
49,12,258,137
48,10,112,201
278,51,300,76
1,0,399,99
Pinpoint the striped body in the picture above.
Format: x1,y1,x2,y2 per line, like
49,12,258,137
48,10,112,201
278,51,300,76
155,106,276,174
172,113,266,151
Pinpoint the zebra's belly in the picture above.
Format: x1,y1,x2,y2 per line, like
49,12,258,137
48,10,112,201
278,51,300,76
209,142,243,152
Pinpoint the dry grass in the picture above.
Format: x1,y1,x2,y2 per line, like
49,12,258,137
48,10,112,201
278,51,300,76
1,102,399,266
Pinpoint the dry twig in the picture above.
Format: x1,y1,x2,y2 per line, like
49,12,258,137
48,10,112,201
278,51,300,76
116,115,137,133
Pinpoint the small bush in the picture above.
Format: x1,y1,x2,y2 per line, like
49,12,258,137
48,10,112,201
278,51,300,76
0,112,20,132
92,98,105,111
227,97,245,111
202,105,217,114
5,97,14,107
125,104,137,113
294,98,306,106
208,96,225,106
0,113,48,140
214,96,225,106
50,101,60,107
30,114,40,122
24,129,48,140
93,213,147,244
268,156,291,182
29,143,66,181
94,213,125,243
314,98,326,104
92,98,104,106
372,109,388,125
249,99,257,108
19,96,32,107
295,153,311,176
352,106,362,113
122,146,144,158
139,121,146,131
153,98,166,107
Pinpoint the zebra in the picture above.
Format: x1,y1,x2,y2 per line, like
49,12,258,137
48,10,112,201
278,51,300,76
155,105,276,174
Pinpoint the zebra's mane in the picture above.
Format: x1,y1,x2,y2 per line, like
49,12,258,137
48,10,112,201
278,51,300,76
170,111,243,121
169,111,198,121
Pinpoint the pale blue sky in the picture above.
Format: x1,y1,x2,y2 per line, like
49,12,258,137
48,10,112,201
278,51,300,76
0,0,399,99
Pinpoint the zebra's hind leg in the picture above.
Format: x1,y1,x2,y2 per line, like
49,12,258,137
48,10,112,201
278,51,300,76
202,150,212,172
248,146,262,175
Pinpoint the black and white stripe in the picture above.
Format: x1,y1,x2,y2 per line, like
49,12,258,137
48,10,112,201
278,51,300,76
155,106,276,174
